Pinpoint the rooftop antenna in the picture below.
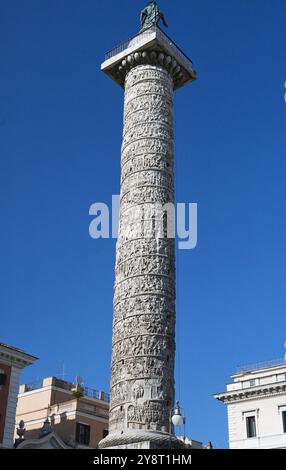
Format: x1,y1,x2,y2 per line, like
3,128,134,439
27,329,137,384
59,360,67,381
74,375,84,387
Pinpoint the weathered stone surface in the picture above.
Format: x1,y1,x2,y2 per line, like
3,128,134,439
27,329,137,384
106,64,176,441
99,23,196,449
116,50,186,90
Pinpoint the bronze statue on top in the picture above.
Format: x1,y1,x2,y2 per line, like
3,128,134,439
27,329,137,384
140,1,168,31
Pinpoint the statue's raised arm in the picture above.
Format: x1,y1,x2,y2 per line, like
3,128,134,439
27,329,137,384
140,1,168,31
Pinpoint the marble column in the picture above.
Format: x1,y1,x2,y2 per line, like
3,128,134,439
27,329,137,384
99,27,196,449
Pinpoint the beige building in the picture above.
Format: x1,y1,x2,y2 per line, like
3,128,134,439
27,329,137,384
15,376,109,448
0,343,37,448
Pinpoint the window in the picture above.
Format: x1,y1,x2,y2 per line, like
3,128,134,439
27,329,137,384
0,373,6,386
102,429,109,439
246,416,257,438
282,411,286,434
76,423,90,446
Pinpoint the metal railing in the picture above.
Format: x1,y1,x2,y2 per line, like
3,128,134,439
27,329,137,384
158,26,194,66
105,28,154,61
25,380,42,392
104,26,194,66
83,387,110,403
237,357,286,373
105,35,136,61
83,386,100,400
24,377,110,402
100,392,110,402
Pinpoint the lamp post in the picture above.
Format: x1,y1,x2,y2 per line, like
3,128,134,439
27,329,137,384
170,401,186,447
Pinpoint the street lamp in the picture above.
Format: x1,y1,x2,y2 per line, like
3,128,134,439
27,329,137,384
171,401,184,426
170,401,187,446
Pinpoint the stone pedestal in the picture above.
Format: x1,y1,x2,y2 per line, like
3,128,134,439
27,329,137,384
99,26,196,450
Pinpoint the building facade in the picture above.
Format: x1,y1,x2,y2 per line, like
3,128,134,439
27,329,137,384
15,376,109,448
214,359,286,449
0,343,37,448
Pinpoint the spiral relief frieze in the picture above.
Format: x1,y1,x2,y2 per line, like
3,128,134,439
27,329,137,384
108,62,176,437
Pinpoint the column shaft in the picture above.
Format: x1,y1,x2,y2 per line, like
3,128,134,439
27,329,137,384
109,64,176,439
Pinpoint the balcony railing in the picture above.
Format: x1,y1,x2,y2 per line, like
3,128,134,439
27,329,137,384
83,386,110,402
105,30,151,61
23,377,110,402
25,380,42,392
104,25,194,66
237,357,286,373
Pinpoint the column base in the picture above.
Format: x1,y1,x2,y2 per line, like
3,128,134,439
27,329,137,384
98,430,185,449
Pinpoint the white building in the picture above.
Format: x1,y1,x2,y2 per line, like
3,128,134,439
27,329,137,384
0,343,37,448
214,359,286,449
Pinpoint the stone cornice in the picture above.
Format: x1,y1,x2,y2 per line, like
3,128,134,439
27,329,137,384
0,344,37,368
214,382,286,404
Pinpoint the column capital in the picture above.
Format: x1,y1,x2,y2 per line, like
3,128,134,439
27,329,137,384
101,26,196,91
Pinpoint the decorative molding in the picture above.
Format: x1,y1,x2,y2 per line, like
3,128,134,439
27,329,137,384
215,383,286,404
16,431,70,449
116,50,184,89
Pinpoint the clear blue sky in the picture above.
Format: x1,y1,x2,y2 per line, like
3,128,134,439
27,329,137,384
1,0,286,448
